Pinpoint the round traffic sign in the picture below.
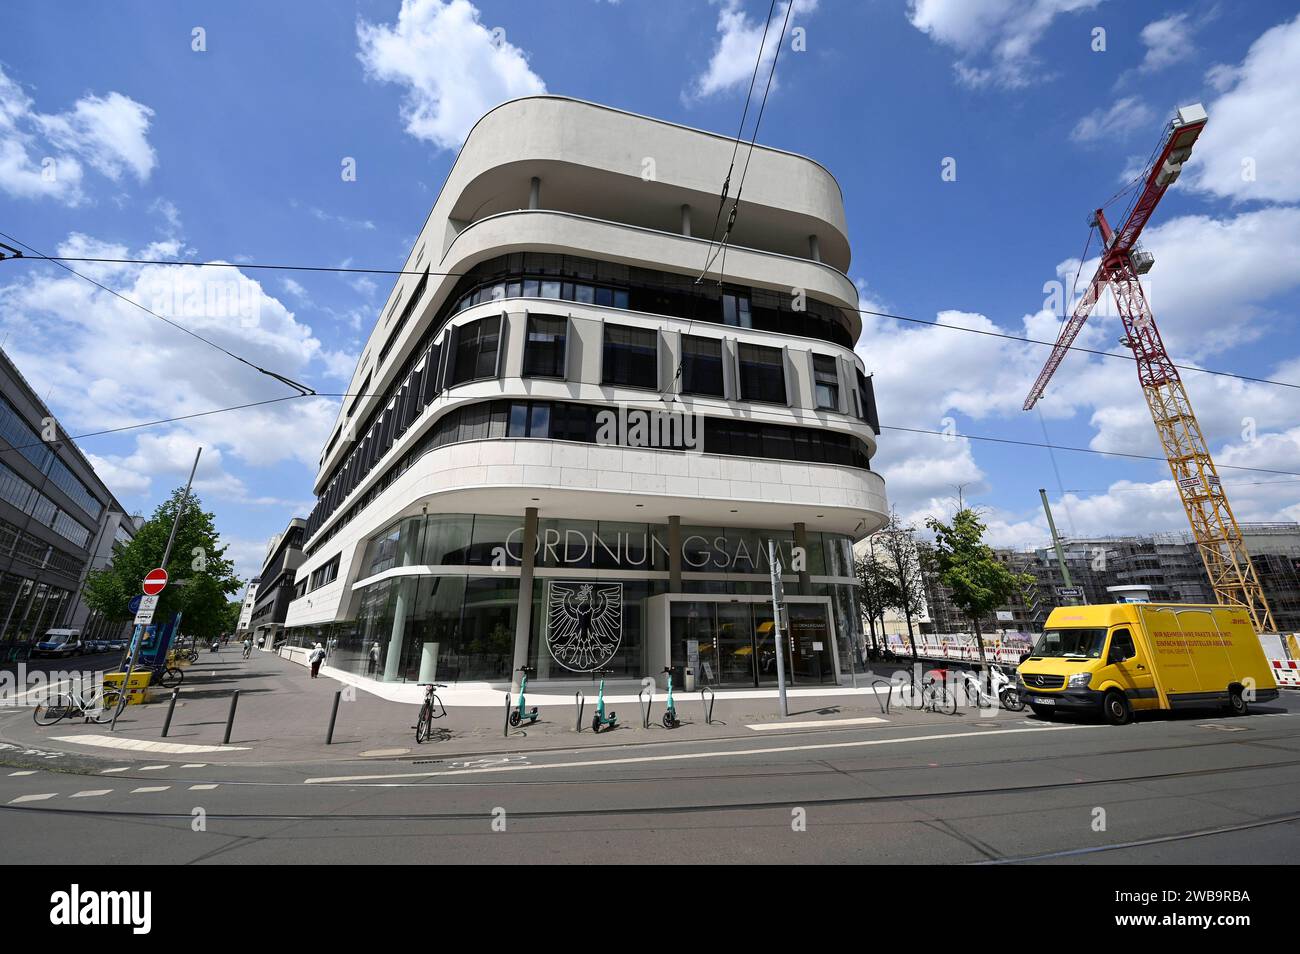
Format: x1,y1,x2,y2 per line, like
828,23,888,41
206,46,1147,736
143,567,168,596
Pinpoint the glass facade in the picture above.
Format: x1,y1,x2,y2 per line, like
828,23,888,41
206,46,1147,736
286,512,862,686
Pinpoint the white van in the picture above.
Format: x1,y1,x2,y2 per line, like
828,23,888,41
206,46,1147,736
33,629,84,658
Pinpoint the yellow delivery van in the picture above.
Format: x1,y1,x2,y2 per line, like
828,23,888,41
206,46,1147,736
1017,603,1279,725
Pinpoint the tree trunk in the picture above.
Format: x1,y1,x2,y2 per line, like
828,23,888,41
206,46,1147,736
973,615,988,669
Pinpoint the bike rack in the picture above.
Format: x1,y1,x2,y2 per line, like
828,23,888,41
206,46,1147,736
160,688,180,737
574,691,585,732
869,677,895,715
700,687,716,725
638,687,654,729
502,692,513,738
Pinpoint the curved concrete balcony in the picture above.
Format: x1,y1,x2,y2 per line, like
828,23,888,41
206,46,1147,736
441,208,863,338
442,96,850,270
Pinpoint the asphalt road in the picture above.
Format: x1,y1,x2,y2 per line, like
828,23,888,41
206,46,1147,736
3,693,1298,864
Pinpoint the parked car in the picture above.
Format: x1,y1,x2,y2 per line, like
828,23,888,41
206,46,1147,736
32,629,84,658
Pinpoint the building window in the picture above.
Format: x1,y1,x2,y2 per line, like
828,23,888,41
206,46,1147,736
680,335,724,397
602,324,657,390
722,291,752,328
813,354,839,410
450,316,501,386
309,554,340,591
738,343,785,404
523,315,567,378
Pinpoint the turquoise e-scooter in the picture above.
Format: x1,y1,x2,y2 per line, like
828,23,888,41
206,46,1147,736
591,671,618,733
509,666,539,727
661,667,680,729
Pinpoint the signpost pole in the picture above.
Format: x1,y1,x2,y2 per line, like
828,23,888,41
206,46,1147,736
768,540,789,719
112,447,201,731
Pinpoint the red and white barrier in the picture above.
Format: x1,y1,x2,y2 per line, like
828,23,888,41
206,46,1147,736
1270,658,1300,689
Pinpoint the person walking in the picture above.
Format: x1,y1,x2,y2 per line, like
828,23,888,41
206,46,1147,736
308,642,326,678
367,641,380,675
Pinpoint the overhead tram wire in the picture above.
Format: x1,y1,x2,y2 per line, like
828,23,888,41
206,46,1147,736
0,230,316,397
715,0,794,286
7,248,1300,393
878,423,1300,480
698,0,794,286
697,0,779,285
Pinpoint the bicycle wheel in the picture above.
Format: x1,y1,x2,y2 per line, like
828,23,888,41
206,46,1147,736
159,667,183,688
33,693,72,726
415,701,432,743
86,687,127,724
934,686,957,716
903,677,925,710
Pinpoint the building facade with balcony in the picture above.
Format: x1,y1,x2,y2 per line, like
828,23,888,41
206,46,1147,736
282,97,888,688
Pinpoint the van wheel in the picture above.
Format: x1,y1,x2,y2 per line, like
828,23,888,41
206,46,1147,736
1029,704,1055,720
1226,686,1247,717
1102,690,1132,726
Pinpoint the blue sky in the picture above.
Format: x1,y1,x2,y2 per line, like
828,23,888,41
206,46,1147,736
2,0,1299,580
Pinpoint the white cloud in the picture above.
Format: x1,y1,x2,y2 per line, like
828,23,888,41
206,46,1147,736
1186,12,1300,202
357,0,546,152
907,0,1104,89
686,0,819,102
1070,95,1156,143
1136,12,1199,73
0,231,346,506
0,65,155,205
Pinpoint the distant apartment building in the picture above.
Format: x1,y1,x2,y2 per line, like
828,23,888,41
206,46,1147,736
910,526,1300,635
248,519,305,644
235,577,260,635
0,347,137,645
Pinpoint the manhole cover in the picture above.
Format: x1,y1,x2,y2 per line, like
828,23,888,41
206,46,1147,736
359,747,411,757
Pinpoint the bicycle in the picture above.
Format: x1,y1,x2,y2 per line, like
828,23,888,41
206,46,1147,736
241,643,252,660
415,683,448,743
902,667,958,715
33,681,127,726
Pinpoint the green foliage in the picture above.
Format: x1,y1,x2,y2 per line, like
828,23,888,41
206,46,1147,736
82,486,242,641
924,508,1033,658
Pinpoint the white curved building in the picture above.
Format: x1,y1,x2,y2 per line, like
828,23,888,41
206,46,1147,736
283,96,888,688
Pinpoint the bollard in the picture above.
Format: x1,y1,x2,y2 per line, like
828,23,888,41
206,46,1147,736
326,689,341,745
161,688,180,737
575,691,585,732
222,689,240,745
503,692,512,738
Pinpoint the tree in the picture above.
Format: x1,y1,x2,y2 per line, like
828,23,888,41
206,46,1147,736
875,510,926,660
924,507,1033,667
855,551,890,654
82,486,243,642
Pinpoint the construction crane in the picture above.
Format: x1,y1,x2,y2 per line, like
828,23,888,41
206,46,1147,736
1023,103,1277,633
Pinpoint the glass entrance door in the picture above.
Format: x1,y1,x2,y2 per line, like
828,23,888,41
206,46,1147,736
787,603,834,684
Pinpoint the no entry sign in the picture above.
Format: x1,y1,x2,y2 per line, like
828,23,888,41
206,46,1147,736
143,567,168,596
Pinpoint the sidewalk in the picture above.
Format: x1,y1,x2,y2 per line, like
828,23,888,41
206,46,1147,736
0,648,1015,766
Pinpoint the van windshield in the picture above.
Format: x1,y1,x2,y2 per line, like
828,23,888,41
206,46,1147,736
1031,628,1108,659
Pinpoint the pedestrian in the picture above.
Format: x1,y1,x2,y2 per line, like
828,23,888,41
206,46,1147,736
367,641,380,674
308,642,326,678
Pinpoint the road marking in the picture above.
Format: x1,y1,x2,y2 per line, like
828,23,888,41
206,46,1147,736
100,767,130,774
9,793,56,804
51,735,248,753
306,724,1101,784
70,789,112,798
189,784,218,790
8,770,36,776
181,763,207,768
746,717,888,731
130,786,170,794
138,764,170,771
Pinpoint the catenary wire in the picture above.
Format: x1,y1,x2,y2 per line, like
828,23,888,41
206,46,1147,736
0,230,315,396
7,249,1295,394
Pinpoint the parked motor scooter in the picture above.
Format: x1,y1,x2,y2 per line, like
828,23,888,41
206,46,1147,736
961,663,1024,711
